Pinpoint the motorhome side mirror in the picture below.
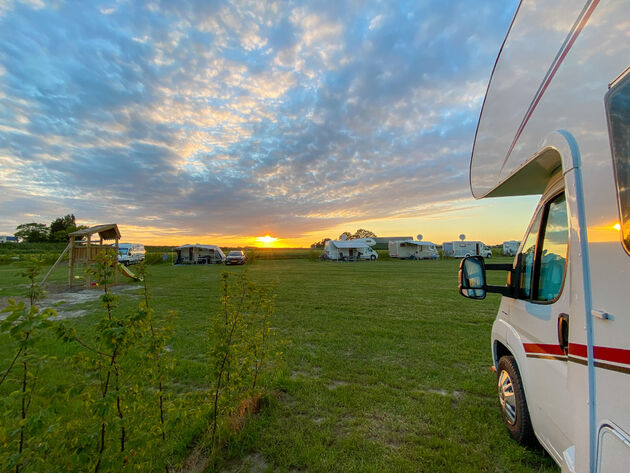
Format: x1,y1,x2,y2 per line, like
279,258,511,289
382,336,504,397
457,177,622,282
458,256,487,300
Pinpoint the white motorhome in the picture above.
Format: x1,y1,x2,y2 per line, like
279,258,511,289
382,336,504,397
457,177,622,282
458,2,630,471
442,240,492,258
502,240,520,256
117,243,145,265
388,240,438,260
323,238,378,261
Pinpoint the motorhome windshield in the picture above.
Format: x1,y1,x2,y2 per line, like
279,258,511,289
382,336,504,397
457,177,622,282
606,72,630,254
119,248,128,254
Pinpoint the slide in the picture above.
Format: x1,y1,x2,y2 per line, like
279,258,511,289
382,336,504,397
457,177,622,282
118,263,144,282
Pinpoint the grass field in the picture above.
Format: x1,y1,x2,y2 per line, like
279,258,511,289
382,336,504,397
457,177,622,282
0,253,558,472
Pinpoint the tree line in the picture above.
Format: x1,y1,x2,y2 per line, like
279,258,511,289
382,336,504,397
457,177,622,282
13,214,86,243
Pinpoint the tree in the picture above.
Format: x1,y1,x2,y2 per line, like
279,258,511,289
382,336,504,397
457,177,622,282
336,229,377,240
351,229,377,239
310,238,330,249
14,223,49,242
49,214,79,242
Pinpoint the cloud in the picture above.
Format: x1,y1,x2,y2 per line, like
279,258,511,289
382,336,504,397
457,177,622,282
0,0,519,242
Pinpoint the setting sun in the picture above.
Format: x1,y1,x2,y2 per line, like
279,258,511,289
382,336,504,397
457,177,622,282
257,235,278,244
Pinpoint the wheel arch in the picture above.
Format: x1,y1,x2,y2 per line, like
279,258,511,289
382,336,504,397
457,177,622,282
494,340,512,368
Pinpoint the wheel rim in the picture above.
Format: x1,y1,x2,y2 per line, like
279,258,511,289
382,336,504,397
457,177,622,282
498,369,517,425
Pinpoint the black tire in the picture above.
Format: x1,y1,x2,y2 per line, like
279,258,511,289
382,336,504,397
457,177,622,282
496,356,535,445
370,254,376,261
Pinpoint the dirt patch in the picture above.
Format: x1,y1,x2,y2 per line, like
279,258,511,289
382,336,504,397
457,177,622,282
45,285,141,320
0,283,142,321
229,395,264,432
221,452,269,473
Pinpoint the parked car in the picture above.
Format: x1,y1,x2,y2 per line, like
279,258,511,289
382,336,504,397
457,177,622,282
225,250,247,265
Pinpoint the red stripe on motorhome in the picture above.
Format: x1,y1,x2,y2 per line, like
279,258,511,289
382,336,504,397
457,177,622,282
569,343,630,366
523,343,565,356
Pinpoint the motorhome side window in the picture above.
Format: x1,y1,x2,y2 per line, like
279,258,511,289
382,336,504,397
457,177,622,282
606,73,630,254
516,193,568,302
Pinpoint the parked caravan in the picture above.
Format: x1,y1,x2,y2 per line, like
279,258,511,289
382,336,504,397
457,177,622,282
458,2,630,471
442,240,492,258
388,240,438,260
117,243,146,265
323,238,378,261
502,240,520,256
174,244,225,264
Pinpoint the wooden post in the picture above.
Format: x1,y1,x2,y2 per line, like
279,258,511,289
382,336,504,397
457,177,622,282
114,237,119,285
68,236,75,287
86,237,91,287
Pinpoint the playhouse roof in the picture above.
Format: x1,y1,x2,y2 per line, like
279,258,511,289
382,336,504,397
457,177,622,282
68,224,120,240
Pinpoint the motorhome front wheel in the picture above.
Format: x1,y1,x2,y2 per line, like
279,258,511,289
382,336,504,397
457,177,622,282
497,356,534,445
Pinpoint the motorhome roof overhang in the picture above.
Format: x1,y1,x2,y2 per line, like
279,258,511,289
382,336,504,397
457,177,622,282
481,147,562,199
331,241,373,249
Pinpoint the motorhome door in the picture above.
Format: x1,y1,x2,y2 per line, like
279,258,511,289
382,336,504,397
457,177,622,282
504,188,574,463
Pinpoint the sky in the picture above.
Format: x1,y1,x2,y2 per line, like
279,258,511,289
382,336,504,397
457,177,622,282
0,0,540,247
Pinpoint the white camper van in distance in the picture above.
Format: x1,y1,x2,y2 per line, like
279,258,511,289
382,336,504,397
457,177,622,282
458,2,630,472
117,243,146,265
442,240,492,258
323,238,378,261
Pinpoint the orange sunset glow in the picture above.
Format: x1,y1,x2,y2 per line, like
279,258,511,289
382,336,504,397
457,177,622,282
256,235,279,246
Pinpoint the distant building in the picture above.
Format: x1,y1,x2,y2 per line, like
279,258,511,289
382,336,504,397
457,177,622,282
0,236,19,243
371,236,413,250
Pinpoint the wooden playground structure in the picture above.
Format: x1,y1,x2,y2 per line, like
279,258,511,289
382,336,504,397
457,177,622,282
42,224,121,286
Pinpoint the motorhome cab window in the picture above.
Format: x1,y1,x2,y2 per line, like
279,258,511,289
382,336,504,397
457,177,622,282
536,194,568,301
516,193,568,302
517,210,542,298
606,73,630,254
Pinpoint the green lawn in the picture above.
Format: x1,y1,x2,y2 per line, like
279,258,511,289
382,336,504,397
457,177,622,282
0,256,558,472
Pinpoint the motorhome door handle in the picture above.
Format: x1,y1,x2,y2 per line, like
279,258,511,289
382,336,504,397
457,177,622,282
557,313,569,355
591,309,611,320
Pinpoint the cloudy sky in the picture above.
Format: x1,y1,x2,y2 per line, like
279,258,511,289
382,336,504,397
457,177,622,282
0,0,539,246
